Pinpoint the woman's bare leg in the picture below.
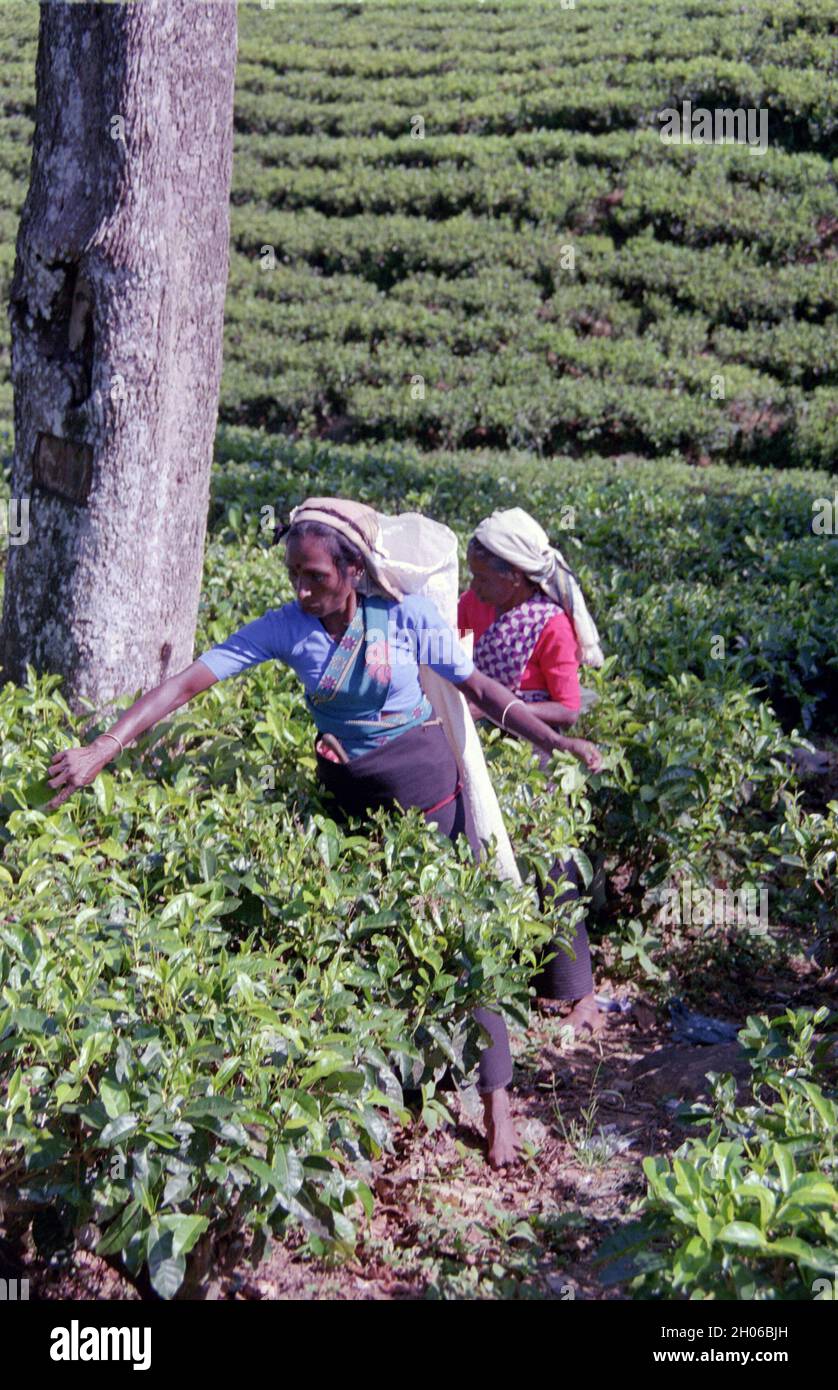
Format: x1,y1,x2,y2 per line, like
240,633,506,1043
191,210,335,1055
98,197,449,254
481,1087,520,1168
546,990,605,1035
426,783,523,1170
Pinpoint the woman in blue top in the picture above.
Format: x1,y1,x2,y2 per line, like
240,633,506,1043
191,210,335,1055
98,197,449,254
47,496,602,1170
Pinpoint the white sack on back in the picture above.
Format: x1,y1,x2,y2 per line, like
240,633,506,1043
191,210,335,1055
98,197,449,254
373,511,522,886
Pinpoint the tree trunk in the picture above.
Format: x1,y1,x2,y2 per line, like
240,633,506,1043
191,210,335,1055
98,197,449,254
0,0,237,722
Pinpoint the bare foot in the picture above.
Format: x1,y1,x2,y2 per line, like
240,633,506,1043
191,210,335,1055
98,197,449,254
536,992,606,1037
481,1088,521,1170
564,993,606,1037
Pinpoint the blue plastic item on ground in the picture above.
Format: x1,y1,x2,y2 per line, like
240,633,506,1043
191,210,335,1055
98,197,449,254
669,996,739,1045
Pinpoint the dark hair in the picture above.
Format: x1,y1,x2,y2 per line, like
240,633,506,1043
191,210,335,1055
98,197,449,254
467,535,519,579
279,518,366,581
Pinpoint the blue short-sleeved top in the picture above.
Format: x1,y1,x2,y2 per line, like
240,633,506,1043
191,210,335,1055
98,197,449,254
196,594,475,726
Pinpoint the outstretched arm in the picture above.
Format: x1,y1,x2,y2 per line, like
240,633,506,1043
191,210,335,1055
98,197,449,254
457,670,601,772
46,659,219,810
466,694,578,728
459,615,581,728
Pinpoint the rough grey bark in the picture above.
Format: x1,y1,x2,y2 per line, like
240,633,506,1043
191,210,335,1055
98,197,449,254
0,0,237,720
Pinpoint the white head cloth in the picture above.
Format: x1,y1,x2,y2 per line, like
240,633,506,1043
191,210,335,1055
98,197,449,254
472,507,604,667
287,497,405,601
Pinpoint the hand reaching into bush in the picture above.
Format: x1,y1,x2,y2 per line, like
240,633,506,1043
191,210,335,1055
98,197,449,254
46,740,114,811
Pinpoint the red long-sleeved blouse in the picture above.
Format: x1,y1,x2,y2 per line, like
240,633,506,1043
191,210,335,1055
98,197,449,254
457,588,581,713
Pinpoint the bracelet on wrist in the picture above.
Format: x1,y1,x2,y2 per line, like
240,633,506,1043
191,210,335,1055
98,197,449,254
98,730,125,757
500,696,526,731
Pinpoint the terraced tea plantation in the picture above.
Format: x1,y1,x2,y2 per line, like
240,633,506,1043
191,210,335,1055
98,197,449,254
1,0,837,463
0,0,837,1305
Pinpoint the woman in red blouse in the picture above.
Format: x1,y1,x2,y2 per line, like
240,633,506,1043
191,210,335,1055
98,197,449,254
457,508,604,1037
457,585,582,720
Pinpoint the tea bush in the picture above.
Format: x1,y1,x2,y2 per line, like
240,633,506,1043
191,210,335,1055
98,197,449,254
597,1008,838,1299
1,0,836,463
1,0,836,1302
3,439,834,1294
0,669,557,1295
199,430,837,968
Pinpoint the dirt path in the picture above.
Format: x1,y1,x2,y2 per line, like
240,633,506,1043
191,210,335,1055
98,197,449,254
217,950,837,1300
16,948,835,1302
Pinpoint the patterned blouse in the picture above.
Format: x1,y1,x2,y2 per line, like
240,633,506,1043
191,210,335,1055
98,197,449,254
457,588,581,712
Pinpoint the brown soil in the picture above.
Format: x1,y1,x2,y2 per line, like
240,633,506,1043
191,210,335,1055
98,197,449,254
14,947,836,1302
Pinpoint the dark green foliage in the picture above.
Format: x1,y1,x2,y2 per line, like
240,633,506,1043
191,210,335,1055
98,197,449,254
1,0,836,1302
0,671,554,1296
596,1007,838,1299
0,0,836,461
